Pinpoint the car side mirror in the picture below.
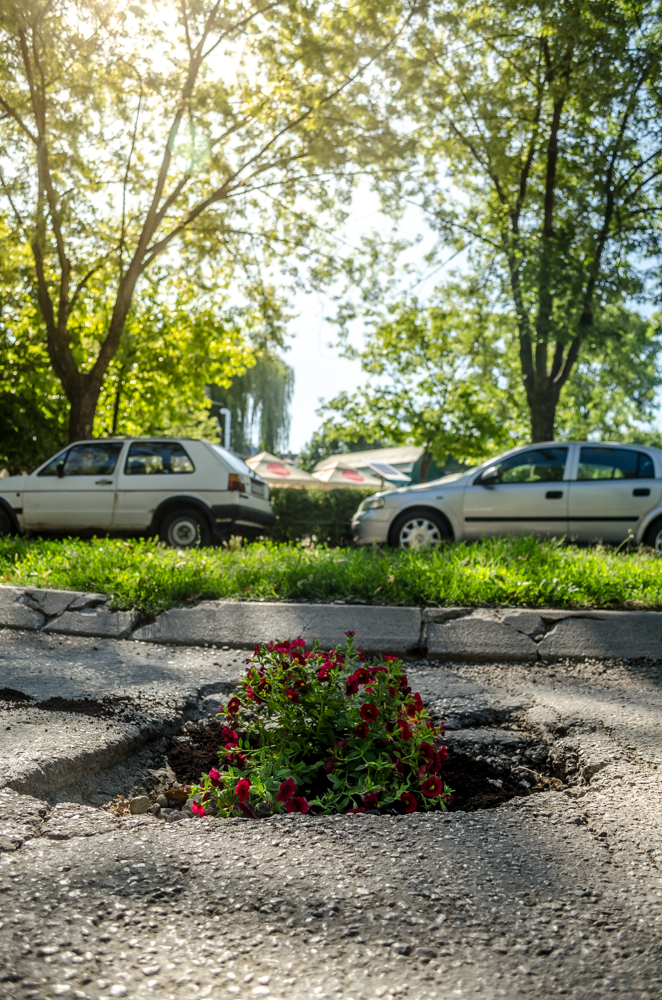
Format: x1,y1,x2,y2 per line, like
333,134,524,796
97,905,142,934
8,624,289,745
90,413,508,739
479,467,499,487
56,462,65,479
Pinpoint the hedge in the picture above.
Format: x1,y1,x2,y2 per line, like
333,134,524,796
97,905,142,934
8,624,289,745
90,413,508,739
266,487,375,546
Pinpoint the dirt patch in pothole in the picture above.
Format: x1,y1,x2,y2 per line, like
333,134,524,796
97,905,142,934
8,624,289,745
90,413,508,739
0,689,137,721
167,721,549,813
443,748,541,811
0,687,33,703
167,721,224,784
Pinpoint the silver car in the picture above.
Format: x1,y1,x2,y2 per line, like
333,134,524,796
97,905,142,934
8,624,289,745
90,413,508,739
352,441,662,550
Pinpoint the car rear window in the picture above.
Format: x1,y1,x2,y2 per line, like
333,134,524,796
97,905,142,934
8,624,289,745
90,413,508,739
578,447,655,480
125,442,195,475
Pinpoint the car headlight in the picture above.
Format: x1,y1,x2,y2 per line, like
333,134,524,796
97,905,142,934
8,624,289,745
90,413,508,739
359,497,385,512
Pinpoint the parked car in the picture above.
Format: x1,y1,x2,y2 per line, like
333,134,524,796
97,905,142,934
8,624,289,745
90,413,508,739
352,441,662,551
0,437,275,547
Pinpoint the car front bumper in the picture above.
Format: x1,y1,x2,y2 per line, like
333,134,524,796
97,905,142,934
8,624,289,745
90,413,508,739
351,510,391,545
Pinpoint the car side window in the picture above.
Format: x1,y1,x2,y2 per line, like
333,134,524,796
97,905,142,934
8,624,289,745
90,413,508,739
38,453,68,477
577,447,655,480
56,443,123,477
125,441,195,475
484,447,568,484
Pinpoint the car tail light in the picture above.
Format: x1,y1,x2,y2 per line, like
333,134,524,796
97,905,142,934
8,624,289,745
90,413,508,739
228,474,242,491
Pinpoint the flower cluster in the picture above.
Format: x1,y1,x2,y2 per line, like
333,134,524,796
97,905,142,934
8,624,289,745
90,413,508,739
190,633,451,818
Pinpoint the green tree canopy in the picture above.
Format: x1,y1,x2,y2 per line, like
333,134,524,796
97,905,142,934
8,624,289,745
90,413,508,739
373,0,662,440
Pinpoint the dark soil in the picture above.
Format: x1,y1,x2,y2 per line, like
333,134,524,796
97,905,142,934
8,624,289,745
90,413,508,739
168,721,224,784
0,687,34,703
168,721,539,813
443,748,538,812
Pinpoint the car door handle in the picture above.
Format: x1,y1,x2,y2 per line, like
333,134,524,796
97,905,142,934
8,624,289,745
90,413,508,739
545,490,563,499
95,479,114,485
633,488,650,497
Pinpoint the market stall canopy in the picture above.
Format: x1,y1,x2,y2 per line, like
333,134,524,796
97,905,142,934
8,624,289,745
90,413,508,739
311,464,385,490
245,452,317,488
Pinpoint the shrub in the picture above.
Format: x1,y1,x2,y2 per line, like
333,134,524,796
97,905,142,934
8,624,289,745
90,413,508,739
267,487,374,546
190,634,451,817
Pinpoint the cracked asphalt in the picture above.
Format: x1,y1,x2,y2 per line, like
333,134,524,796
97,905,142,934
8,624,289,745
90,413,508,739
0,629,661,1000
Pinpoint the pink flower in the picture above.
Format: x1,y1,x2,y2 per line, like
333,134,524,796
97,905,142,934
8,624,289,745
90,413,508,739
286,796,309,814
191,801,206,816
277,777,297,803
285,688,299,704
400,791,417,813
209,768,221,787
235,778,250,802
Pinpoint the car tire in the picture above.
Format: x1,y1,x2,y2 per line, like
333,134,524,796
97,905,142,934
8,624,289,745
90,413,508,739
0,507,15,538
388,507,451,550
643,516,662,553
159,508,212,549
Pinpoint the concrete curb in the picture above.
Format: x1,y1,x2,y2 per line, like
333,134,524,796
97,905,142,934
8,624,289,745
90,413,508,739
1,584,660,661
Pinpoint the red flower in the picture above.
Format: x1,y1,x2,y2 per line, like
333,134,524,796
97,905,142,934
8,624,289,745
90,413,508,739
209,767,221,787
421,775,444,797
384,655,398,662
400,791,417,813
406,703,418,719
235,778,250,802
360,703,379,722
273,642,291,653
332,739,348,753
226,696,242,714
254,644,261,656
257,678,270,694
345,676,360,696
355,667,371,685
355,721,370,738
388,687,397,699
399,674,409,687
222,727,238,745
191,801,206,816
419,742,435,762
291,638,306,648
276,778,297,803
345,630,356,637
363,792,379,810
413,692,424,712
324,757,336,773
345,807,366,814
246,685,256,702
202,792,211,801
293,678,307,691
317,667,330,682
393,754,404,774
286,796,309,814
396,719,413,741
285,688,299,704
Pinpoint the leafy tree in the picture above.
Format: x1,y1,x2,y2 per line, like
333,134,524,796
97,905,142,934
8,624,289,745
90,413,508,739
317,282,662,475
317,288,519,480
378,0,662,440
297,427,388,472
0,0,407,441
207,351,294,454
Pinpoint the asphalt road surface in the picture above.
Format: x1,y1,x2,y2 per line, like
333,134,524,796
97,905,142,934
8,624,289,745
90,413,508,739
0,629,661,1000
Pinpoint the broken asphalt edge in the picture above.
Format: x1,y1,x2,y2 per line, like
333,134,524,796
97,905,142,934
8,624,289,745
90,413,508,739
0,584,659,662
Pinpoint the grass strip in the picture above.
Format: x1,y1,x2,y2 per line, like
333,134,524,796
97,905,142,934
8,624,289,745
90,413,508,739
2,534,662,614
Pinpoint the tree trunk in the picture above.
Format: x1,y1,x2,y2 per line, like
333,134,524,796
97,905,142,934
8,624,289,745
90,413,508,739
66,377,104,442
419,450,433,483
526,380,560,443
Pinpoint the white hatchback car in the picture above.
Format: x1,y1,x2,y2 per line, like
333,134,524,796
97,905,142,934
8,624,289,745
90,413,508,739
0,437,274,547
352,441,662,550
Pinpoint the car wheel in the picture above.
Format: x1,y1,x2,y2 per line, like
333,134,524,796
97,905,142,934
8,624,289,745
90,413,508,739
0,507,15,538
643,516,662,553
159,508,211,548
388,508,451,550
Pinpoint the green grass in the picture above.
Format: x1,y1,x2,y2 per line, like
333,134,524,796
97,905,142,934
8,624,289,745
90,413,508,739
2,534,662,615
